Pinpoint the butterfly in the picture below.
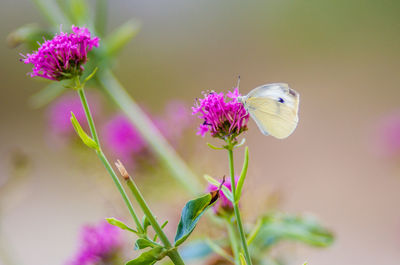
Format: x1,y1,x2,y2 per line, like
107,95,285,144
237,83,300,139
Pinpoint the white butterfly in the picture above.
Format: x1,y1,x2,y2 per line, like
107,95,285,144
238,83,300,139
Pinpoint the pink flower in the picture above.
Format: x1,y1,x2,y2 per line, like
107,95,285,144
102,101,192,167
207,177,238,214
102,114,146,165
47,92,101,137
376,111,400,157
67,221,122,265
21,26,99,81
192,88,249,139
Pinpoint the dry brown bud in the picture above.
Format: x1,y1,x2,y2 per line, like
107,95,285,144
115,160,130,180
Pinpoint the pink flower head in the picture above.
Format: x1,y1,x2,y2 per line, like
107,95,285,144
102,114,146,165
47,92,101,137
376,111,400,157
192,88,249,139
67,221,122,265
21,25,99,81
207,177,238,214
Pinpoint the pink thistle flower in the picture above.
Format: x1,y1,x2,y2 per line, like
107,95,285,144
47,92,101,137
67,221,122,265
207,177,238,214
21,25,99,81
192,88,249,139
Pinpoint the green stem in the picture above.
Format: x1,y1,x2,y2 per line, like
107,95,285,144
97,70,201,194
77,87,100,145
227,145,253,265
96,151,144,234
226,217,240,265
77,86,144,235
121,168,185,265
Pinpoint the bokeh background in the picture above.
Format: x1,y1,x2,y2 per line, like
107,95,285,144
1,1,400,265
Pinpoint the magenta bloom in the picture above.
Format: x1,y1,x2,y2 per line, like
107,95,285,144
47,92,101,137
102,114,146,165
67,221,122,265
376,111,400,157
21,25,99,81
207,177,238,214
192,88,249,139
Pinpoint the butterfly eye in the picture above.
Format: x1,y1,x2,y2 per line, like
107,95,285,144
278,97,285,103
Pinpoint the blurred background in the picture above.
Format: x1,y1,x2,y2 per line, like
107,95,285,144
1,0,400,265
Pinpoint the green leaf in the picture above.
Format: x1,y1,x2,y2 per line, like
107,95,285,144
134,238,160,250
82,67,98,86
125,246,166,265
239,253,247,265
70,112,99,150
174,193,218,247
104,20,140,57
203,175,221,186
206,142,224,150
221,186,234,202
142,215,151,233
253,212,334,250
106,217,138,234
235,146,249,202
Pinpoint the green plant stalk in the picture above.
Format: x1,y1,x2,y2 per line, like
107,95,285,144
76,86,144,235
125,175,185,265
226,217,240,265
77,84,99,145
227,145,253,265
97,70,201,194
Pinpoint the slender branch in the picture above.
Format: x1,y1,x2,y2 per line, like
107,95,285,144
227,144,253,265
77,86,144,235
115,161,186,265
77,86,100,145
226,217,240,265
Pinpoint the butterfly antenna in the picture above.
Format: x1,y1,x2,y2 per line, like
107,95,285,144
236,75,241,90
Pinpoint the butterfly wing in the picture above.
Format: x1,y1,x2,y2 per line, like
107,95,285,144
244,84,299,139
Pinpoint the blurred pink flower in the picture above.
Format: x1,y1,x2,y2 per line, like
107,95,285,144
377,111,400,157
21,26,99,81
153,100,192,141
67,221,122,265
102,101,192,167
102,114,146,165
192,88,249,139
47,92,101,137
